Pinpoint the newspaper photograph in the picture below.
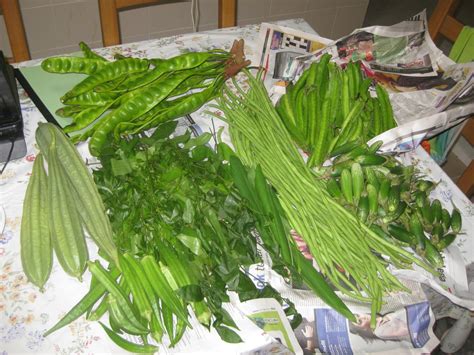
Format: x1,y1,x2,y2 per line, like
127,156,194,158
320,11,440,77
256,22,331,88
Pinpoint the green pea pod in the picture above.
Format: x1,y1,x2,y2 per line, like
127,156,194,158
127,76,225,136
42,56,107,75
55,105,87,118
63,103,113,134
100,322,158,353
79,41,107,62
118,51,229,91
62,58,150,101
62,90,119,106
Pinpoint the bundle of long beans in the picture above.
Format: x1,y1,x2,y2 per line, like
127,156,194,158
213,70,436,326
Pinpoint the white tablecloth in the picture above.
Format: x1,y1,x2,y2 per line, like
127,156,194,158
1,19,472,354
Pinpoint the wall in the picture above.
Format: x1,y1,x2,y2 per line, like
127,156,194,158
0,0,369,60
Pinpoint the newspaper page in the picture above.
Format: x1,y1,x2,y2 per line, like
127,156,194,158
245,259,440,355
256,22,332,90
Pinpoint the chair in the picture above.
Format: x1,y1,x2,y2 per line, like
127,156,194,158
0,0,30,62
427,0,474,198
98,0,237,47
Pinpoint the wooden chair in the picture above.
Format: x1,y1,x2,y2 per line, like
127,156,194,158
0,0,30,62
98,0,237,47
428,0,473,198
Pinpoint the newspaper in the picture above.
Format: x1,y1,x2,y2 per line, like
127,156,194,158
256,11,474,153
244,258,440,355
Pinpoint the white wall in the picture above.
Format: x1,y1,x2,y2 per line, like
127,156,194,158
0,0,369,60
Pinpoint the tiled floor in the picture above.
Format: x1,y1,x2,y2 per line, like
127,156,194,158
441,151,467,183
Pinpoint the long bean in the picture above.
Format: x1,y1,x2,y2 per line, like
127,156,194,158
213,69,434,321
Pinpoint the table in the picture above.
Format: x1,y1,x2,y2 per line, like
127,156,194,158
1,19,473,354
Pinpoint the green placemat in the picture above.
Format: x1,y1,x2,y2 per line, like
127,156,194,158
18,63,86,128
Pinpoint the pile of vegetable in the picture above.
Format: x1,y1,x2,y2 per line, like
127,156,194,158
19,40,465,353
213,69,435,328
276,54,396,167
42,41,250,156
323,141,462,267
21,122,118,291
22,121,351,351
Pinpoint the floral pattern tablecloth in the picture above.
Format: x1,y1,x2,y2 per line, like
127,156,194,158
1,19,473,355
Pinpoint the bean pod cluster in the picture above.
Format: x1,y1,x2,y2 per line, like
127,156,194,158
42,41,248,156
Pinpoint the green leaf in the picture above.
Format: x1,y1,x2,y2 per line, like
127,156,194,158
218,308,239,330
161,166,183,183
177,234,203,256
178,284,204,302
183,132,212,149
111,158,133,176
150,120,178,140
217,143,235,162
215,325,243,343
182,198,195,224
